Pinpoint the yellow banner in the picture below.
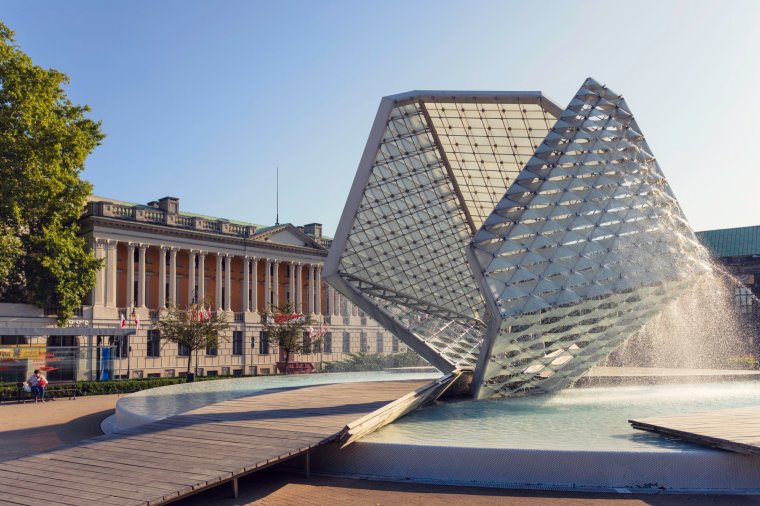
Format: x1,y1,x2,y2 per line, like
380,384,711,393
0,345,47,360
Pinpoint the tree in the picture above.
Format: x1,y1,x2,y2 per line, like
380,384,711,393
0,20,104,323
260,304,320,374
153,303,230,375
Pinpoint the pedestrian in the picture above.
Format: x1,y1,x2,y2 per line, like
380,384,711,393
27,369,48,403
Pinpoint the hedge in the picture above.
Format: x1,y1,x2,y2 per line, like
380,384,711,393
323,351,428,372
0,374,244,402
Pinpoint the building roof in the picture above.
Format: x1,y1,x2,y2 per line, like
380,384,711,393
696,225,760,258
86,195,268,228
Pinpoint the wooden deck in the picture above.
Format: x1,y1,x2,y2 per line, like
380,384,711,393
0,379,430,506
629,405,760,454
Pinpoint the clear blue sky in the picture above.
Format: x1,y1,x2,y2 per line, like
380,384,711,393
2,0,758,235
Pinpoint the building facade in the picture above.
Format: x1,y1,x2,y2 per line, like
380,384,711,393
696,225,760,347
0,195,406,381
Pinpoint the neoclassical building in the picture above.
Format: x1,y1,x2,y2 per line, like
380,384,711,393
0,195,404,381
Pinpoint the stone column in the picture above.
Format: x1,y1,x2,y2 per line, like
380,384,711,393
215,253,223,310
169,248,178,306
315,265,322,315
251,257,258,312
198,251,206,304
138,244,148,307
224,254,232,311
242,256,250,312
264,258,272,311
188,250,197,304
289,263,296,307
295,263,303,313
308,264,315,314
106,240,118,307
273,261,280,309
126,243,136,307
93,239,106,306
158,246,167,308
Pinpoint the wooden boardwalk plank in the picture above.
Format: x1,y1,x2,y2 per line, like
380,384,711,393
1,378,431,506
0,472,142,506
0,461,168,501
629,405,760,454
2,458,182,496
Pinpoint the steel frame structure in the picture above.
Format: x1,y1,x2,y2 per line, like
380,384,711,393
325,79,709,398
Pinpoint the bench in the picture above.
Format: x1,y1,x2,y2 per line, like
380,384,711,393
14,380,79,403
49,381,79,400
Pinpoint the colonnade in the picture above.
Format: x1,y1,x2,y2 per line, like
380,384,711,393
92,239,334,314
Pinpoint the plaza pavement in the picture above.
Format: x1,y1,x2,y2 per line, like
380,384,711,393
1,394,759,505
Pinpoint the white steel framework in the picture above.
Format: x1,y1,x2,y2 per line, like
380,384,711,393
325,79,709,398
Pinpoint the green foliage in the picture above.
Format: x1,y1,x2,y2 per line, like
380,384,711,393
0,20,104,323
153,302,230,373
323,351,428,372
725,354,758,370
260,304,319,374
0,375,244,401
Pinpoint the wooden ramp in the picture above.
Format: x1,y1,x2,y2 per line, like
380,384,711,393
338,370,461,448
0,379,430,506
630,405,760,454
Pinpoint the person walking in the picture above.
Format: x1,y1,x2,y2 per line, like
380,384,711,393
27,369,48,403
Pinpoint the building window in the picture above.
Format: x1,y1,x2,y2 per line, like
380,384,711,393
110,335,129,358
360,332,369,353
207,370,218,377
147,330,161,358
392,336,399,353
206,343,218,356
376,333,384,353
259,331,269,354
303,332,312,354
48,335,77,347
232,331,243,356
178,343,189,356
324,332,332,353
342,332,351,353
736,286,753,314
0,336,27,345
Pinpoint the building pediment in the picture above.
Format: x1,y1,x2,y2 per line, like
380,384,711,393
254,224,326,251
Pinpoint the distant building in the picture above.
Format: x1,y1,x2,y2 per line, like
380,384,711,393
696,225,760,345
0,195,405,381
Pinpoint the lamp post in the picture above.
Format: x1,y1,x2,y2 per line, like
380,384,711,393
127,304,136,379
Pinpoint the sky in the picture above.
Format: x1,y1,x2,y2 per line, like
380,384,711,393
1,0,758,235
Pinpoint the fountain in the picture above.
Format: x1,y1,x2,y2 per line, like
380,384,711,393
315,77,760,491
111,78,760,493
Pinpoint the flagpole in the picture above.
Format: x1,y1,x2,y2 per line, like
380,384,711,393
275,167,279,226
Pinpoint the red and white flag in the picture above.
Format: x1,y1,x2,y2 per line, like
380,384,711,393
120,313,126,329
198,308,204,322
134,313,140,330
206,308,212,320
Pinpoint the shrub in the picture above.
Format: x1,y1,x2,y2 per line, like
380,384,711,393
0,374,245,401
725,354,758,370
323,351,428,372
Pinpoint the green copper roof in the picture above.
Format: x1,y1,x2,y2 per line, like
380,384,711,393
696,225,760,258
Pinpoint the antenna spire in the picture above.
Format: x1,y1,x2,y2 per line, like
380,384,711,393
275,167,280,226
